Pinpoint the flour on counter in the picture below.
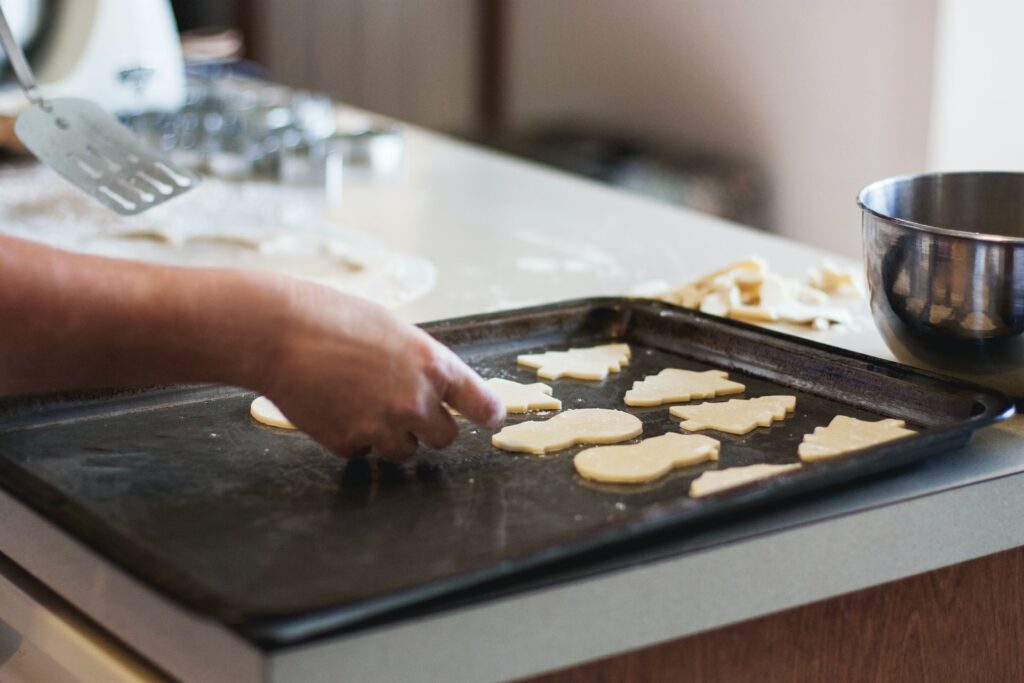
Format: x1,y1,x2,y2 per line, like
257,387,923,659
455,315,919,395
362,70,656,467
514,229,627,278
0,165,435,308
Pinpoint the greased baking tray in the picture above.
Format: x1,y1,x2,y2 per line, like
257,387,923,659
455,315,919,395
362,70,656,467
0,298,1012,645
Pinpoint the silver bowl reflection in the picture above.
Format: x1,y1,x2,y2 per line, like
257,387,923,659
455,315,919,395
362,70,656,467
860,172,1024,396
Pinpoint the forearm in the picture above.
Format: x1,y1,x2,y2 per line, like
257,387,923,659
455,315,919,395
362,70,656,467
0,234,284,396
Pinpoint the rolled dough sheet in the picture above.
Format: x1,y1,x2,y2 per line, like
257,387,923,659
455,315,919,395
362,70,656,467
624,368,745,406
0,168,436,310
689,463,801,497
670,396,796,435
517,343,630,381
492,408,642,455
250,396,296,430
799,415,915,462
574,433,720,484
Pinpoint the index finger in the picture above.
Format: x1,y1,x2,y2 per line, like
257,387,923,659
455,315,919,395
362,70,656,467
442,351,505,429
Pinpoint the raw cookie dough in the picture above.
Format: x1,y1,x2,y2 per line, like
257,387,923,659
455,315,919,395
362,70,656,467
799,415,915,462
517,343,630,381
107,227,184,246
670,396,796,435
660,257,767,309
488,378,561,413
689,463,801,497
807,260,864,296
729,272,853,327
250,396,296,430
624,368,745,407
492,408,642,455
657,257,857,329
574,433,720,484
452,378,561,415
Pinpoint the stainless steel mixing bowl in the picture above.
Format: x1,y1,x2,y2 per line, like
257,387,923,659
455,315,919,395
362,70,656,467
860,171,1024,396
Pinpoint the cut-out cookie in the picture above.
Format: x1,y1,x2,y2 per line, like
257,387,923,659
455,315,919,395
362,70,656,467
624,368,745,407
689,463,801,497
517,343,630,381
492,409,642,455
574,433,720,484
799,415,915,462
670,396,796,435
452,378,561,415
250,396,296,430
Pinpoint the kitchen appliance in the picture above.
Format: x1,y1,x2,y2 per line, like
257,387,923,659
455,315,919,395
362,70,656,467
860,171,1024,396
0,0,186,116
0,0,198,214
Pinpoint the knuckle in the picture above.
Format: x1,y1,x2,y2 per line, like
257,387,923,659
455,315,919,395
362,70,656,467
424,431,455,449
387,399,423,424
436,419,460,444
419,343,451,382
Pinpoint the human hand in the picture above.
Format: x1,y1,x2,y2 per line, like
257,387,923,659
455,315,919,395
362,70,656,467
251,278,504,460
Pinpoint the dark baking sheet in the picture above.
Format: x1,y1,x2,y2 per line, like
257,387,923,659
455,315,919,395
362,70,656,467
0,298,1012,646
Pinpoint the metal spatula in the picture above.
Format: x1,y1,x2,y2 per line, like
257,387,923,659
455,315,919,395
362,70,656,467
0,4,199,215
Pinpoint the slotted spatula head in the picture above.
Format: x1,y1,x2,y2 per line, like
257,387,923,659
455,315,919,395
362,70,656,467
13,97,200,215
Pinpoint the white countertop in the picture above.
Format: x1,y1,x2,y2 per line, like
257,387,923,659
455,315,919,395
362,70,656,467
0,124,1021,683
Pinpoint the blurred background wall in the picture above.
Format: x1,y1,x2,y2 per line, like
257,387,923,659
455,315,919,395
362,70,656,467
502,0,934,257
179,0,1021,258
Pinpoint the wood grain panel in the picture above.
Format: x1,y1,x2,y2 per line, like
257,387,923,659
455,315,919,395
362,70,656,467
527,546,1024,682
252,0,478,133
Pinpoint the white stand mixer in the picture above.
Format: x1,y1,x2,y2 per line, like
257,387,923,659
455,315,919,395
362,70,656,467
0,0,185,115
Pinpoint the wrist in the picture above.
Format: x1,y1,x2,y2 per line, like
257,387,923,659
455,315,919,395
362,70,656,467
203,269,295,392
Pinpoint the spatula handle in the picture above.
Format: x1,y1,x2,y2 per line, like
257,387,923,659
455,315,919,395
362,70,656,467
0,2,41,104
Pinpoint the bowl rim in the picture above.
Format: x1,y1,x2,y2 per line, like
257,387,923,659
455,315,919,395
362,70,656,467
857,171,1024,245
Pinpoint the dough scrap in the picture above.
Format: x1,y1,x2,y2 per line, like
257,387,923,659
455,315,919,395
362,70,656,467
453,378,561,415
517,343,631,381
624,368,745,407
689,463,801,497
107,227,184,246
574,433,720,484
660,257,768,309
492,409,642,455
670,395,796,435
186,233,265,250
807,260,864,296
728,272,853,326
657,258,857,329
250,396,296,430
798,415,915,462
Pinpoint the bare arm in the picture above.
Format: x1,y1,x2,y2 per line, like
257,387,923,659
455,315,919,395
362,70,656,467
0,234,504,458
